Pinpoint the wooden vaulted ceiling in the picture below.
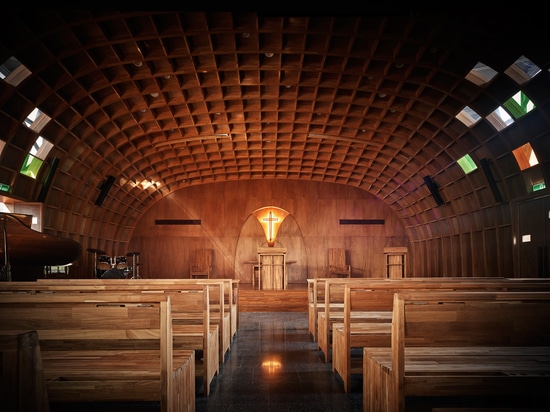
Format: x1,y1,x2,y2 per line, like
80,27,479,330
0,11,548,241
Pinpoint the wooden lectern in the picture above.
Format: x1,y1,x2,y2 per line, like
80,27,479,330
257,247,287,290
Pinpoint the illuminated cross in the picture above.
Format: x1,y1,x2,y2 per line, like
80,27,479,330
262,211,279,243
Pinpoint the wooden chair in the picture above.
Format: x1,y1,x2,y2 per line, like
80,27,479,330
190,248,213,279
328,248,351,278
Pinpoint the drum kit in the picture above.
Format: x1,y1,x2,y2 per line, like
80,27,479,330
87,248,141,279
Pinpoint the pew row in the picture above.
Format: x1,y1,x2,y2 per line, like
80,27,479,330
25,278,235,363
0,281,219,396
332,279,550,393
0,292,195,412
318,277,550,364
363,291,550,412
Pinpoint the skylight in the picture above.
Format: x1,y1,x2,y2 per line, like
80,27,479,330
29,136,53,159
20,154,43,179
486,106,514,131
512,142,539,171
24,108,51,133
20,136,53,179
457,154,478,174
502,91,535,119
504,55,541,85
0,56,31,87
456,106,482,127
465,62,498,86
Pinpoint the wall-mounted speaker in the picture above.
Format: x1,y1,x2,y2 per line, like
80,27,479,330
37,157,59,202
95,175,115,206
480,158,504,203
423,175,445,206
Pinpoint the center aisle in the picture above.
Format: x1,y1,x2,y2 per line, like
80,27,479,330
196,311,362,412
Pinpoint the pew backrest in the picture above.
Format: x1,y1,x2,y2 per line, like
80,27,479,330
391,290,550,412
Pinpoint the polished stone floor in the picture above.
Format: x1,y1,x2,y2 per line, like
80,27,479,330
196,311,362,412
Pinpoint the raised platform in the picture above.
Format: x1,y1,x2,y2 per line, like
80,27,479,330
238,283,307,312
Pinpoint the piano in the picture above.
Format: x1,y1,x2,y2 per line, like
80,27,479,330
0,212,81,281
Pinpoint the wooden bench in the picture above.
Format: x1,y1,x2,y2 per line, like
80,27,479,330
363,291,550,412
35,278,239,340
30,278,234,363
0,330,49,412
168,286,219,396
0,292,195,412
308,278,385,342
332,285,394,392
332,279,550,393
318,277,550,363
0,280,219,397
318,278,391,362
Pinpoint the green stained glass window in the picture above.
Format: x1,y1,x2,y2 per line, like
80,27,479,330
457,154,478,174
20,153,43,179
503,91,535,119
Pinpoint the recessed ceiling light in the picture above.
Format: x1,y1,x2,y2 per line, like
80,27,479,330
134,61,143,67
265,52,274,58
150,92,159,98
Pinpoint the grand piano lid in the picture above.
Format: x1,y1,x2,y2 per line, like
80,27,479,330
0,212,81,266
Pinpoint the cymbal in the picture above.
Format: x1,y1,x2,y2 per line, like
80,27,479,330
87,248,106,255
126,252,140,256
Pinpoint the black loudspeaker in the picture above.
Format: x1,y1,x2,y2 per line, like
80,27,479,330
37,157,59,202
95,175,115,206
423,175,445,206
480,158,503,203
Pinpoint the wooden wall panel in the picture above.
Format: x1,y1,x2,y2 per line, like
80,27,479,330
69,179,519,281
127,180,409,284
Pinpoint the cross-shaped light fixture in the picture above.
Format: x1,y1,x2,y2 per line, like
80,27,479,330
252,206,289,247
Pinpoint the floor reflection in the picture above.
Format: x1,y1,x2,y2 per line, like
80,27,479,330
196,312,362,412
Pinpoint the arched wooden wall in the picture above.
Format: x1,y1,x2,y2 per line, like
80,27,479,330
127,179,408,282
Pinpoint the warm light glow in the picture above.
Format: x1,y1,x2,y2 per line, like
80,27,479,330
261,357,282,374
252,206,289,247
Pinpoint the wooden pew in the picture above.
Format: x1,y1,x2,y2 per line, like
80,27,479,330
307,278,318,339
332,279,550,393
167,286,219,397
308,278,385,342
32,278,234,362
0,330,49,412
1,280,219,397
332,285,394,392
318,277,550,363
318,278,395,361
308,278,337,341
0,292,195,412
363,291,550,412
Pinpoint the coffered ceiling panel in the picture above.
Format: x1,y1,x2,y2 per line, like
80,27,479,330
0,11,548,238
